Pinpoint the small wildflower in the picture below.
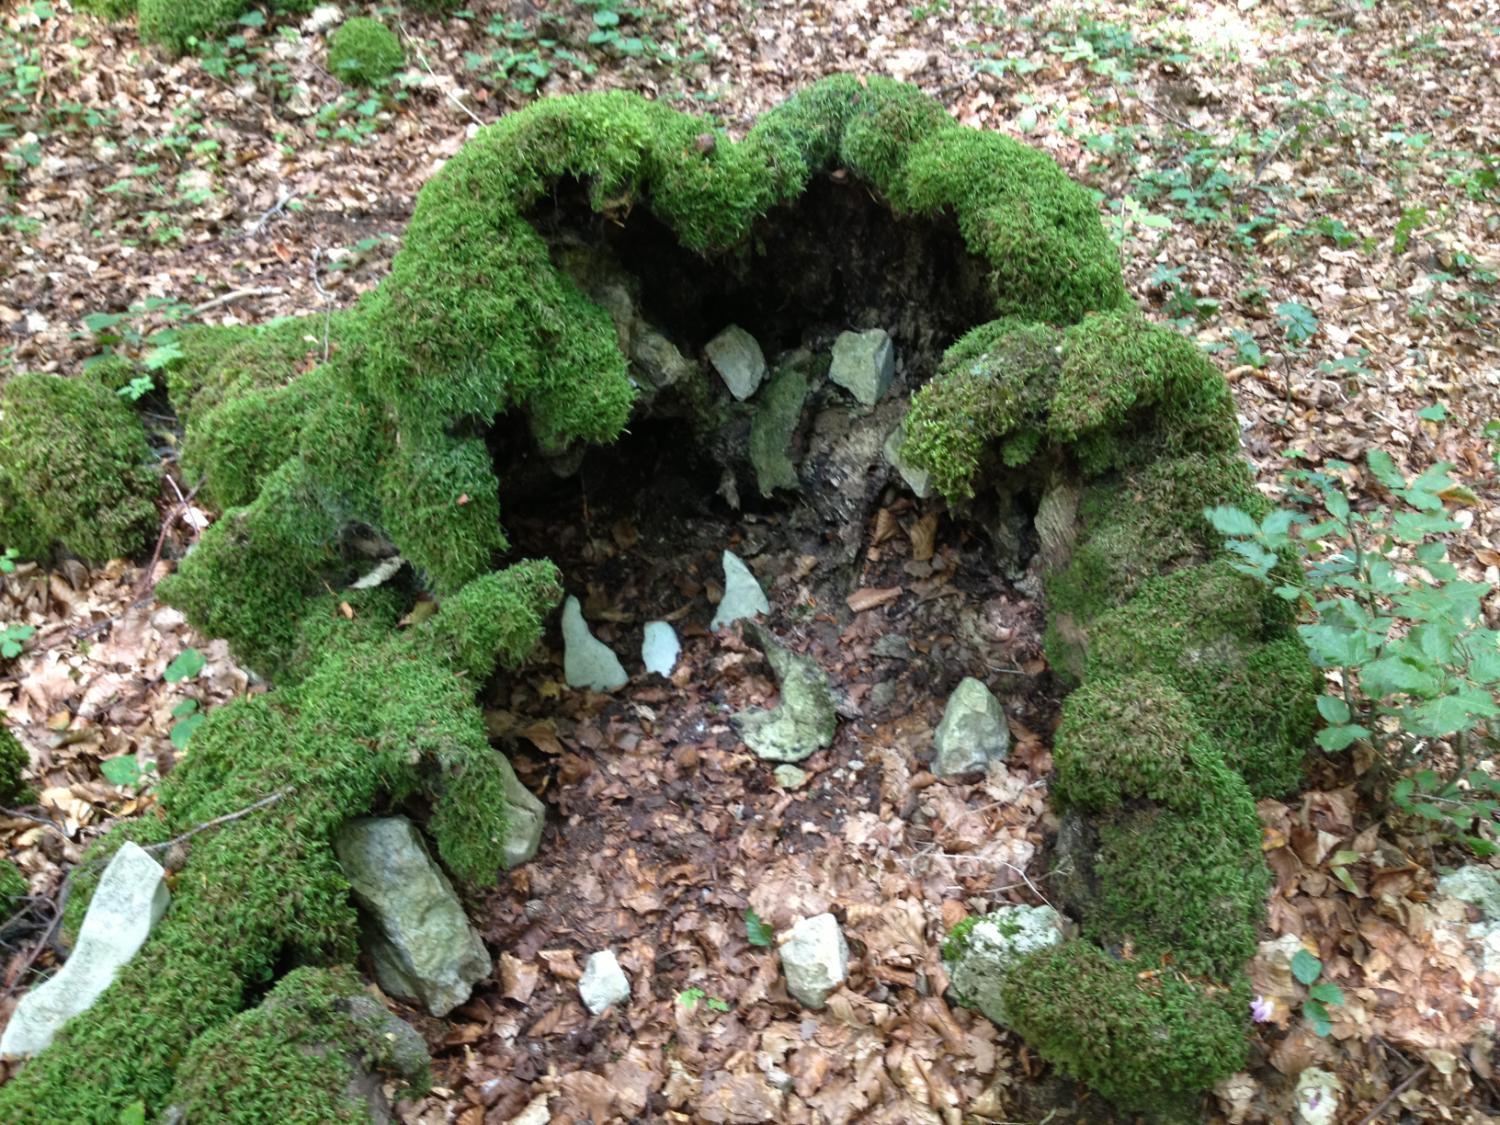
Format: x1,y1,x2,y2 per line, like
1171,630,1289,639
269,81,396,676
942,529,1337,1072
1251,995,1275,1022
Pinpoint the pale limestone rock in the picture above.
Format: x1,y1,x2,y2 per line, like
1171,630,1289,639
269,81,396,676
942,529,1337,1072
778,913,848,1009
562,595,628,692
933,677,1009,777
579,949,631,1014
710,551,769,631
641,620,680,677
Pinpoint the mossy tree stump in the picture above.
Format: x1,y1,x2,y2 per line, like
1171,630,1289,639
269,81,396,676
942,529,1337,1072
0,77,1315,1121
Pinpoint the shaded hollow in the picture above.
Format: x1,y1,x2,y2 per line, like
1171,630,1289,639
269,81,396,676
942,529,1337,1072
527,173,997,385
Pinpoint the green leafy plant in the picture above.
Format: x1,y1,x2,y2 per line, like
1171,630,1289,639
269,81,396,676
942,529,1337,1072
1291,948,1345,1036
1,623,34,660
744,907,774,947
1207,446,1500,851
164,647,205,683
100,755,158,791
675,986,730,1012
0,546,20,574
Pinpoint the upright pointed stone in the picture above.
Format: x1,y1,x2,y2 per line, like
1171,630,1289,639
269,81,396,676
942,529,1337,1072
830,328,895,406
711,551,770,631
562,595,628,692
0,842,169,1057
705,325,767,400
933,677,1010,777
641,620,680,677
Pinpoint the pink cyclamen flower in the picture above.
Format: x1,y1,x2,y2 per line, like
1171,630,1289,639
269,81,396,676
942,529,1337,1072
1251,995,1275,1022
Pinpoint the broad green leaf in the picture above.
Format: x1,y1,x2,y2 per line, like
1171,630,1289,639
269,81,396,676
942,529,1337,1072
1204,505,1259,538
101,756,143,787
1291,949,1322,985
1366,448,1405,491
164,647,205,683
1418,403,1449,422
745,908,774,948
1316,695,1351,724
1309,981,1344,1006
170,713,206,750
171,698,199,718
1316,724,1368,751
1303,999,1333,1037
1360,656,1442,699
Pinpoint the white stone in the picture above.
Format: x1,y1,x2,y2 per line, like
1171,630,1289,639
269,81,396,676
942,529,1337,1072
562,596,628,692
302,4,344,33
932,677,1010,777
829,329,895,406
942,905,1068,1027
579,949,631,1014
779,913,848,1009
705,325,767,400
1294,1067,1340,1125
641,621,680,677
1438,865,1500,919
710,551,770,630
0,843,169,1057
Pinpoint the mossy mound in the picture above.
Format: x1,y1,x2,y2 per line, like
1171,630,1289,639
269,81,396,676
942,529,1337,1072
0,858,26,914
0,563,559,1122
1001,940,1250,1116
169,965,429,1121
327,17,403,87
0,372,159,563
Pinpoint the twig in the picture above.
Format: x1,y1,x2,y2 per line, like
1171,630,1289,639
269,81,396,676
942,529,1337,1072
244,189,298,237
134,475,207,599
310,249,333,361
397,22,487,127
1357,1063,1429,1124
1,905,60,1000
190,286,282,316
139,786,296,854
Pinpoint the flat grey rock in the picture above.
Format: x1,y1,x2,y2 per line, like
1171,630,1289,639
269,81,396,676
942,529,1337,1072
335,817,491,1017
631,325,696,390
943,905,1069,1026
494,755,545,869
733,625,837,764
711,551,770,631
579,949,631,1014
562,595,628,692
0,842,169,1057
641,620,680,677
830,329,895,406
705,325,767,400
779,913,848,1009
1438,865,1500,919
933,677,1009,777
772,764,808,789
882,421,932,499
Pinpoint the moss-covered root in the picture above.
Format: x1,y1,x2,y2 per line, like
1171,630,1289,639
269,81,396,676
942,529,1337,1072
1001,939,1250,1117
0,373,158,563
1083,561,1318,798
168,966,430,1122
0,564,559,1122
901,309,1239,502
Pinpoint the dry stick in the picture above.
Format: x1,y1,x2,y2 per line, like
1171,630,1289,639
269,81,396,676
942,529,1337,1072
2,906,60,999
134,475,207,600
310,248,333,361
397,22,487,127
139,785,296,856
1356,1062,1430,1124
244,189,298,238
189,286,282,316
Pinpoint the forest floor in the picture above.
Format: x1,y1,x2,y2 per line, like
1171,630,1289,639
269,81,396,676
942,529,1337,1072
3,0,1500,1122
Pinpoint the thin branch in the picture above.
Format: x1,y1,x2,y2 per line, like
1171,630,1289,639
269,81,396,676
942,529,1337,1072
134,475,207,600
310,249,333,361
1356,1063,1429,1124
397,22,487,127
139,786,296,855
244,189,297,238
190,286,282,317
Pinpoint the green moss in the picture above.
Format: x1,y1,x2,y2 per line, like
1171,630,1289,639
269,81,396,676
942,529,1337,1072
71,0,137,18
0,564,558,1121
327,18,403,88
0,858,26,914
0,373,158,563
1043,452,1266,678
167,314,333,428
0,723,29,806
940,915,980,962
1086,561,1317,797
1001,940,1249,1115
169,965,429,1122
138,0,247,52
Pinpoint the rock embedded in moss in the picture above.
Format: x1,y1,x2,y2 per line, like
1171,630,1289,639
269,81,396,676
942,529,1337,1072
335,816,491,1017
943,905,1069,1025
327,16,404,88
0,843,169,1058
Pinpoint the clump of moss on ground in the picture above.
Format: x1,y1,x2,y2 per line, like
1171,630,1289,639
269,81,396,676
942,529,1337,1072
0,373,158,563
1,724,30,806
327,18,403,87
0,562,559,1122
0,859,27,915
169,965,429,1121
1001,940,1250,1116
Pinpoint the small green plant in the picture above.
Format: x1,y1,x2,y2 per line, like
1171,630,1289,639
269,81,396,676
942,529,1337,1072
744,907,774,947
164,646,205,683
1291,947,1345,1036
1207,445,1500,851
1,623,35,660
100,754,158,791
0,546,21,574
675,986,730,1012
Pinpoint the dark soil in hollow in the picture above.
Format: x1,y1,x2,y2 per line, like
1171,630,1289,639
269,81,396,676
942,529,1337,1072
402,404,1073,1119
